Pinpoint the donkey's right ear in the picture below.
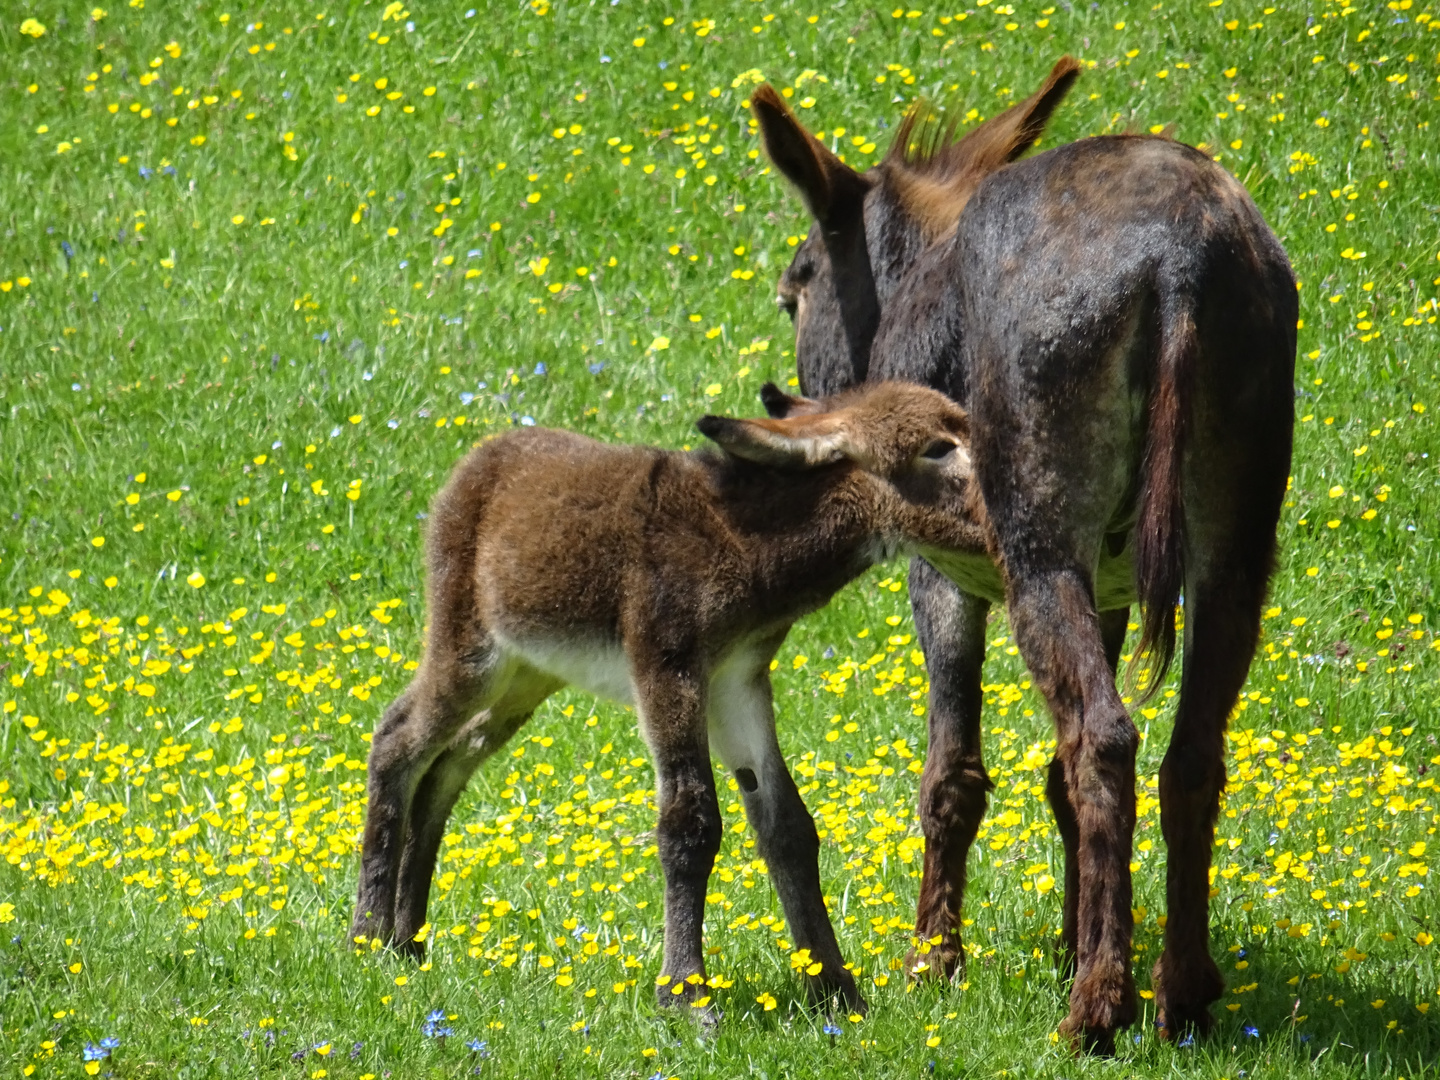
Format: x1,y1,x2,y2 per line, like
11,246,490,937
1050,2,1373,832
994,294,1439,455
759,381,824,419
751,84,862,224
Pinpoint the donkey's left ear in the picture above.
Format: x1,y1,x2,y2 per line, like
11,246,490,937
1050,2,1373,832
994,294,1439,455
696,412,850,469
759,381,824,419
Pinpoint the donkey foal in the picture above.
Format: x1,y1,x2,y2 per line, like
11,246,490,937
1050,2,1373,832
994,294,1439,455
350,381,986,1022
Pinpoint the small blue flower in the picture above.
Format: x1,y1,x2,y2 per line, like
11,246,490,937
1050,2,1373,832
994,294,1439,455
822,1021,841,1036
588,362,605,375
100,1037,120,1051
459,392,475,405
83,1044,106,1062
1178,1033,1195,1049
1244,1024,1260,1038
519,416,536,427
466,1038,490,1058
534,362,547,376
387,418,400,429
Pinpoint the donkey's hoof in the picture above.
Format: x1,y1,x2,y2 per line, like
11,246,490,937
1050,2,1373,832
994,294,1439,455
656,979,720,1030
903,944,963,984
1058,1015,1118,1057
1154,1005,1215,1044
347,913,388,950
1152,954,1222,1043
1060,968,1138,1056
808,975,867,1019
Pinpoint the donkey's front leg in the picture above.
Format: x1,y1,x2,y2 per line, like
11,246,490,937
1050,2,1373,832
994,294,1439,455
1049,605,1131,981
907,559,992,982
639,665,723,1026
1009,570,1138,1055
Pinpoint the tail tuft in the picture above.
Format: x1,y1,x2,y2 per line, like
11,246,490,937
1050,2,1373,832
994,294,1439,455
1131,301,1196,698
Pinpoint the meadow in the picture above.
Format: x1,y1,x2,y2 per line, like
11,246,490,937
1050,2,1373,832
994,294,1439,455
2,0,1439,1076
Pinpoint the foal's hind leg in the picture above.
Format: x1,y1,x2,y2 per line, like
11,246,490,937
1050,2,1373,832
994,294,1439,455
907,559,992,982
350,646,504,950
1050,605,1129,980
391,669,560,957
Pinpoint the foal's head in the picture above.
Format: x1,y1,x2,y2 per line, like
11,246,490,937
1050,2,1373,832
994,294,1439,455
698,381,983,554
751,57,1081,395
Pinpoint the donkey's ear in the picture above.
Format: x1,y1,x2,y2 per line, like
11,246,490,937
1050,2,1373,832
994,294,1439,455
884,56,1081,239
751,84,863,224
759,381,824,419
953,55,1081,170
696,412,850,469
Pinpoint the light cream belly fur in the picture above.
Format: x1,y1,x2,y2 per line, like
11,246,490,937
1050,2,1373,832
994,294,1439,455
919,545,1138,611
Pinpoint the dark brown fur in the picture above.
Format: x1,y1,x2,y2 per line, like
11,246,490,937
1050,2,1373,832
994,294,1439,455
350,382,988,1024
755,61,1295,1053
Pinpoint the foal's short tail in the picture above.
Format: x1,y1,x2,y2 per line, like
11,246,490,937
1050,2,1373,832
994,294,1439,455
1132,294,1197,698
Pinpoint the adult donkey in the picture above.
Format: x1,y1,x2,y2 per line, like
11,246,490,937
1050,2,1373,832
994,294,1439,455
751,58,1296,1051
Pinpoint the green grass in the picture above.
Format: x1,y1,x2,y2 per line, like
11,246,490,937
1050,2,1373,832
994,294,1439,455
2,0,1439,1076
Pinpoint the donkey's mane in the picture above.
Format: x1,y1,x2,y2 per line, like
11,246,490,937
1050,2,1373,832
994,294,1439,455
879,56,1083,240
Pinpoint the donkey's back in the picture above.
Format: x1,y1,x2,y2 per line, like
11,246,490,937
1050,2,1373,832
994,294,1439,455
939,134,1295,666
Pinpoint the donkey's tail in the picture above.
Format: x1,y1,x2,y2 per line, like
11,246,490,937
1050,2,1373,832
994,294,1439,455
1132,294,1197,698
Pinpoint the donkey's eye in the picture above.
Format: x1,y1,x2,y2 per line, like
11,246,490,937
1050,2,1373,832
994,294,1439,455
920,439,957,460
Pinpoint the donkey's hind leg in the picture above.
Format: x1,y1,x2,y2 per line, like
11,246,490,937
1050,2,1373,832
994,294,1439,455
907,558,992,982
1153,554,1274,1037
1050,605,1130,981
1008,570,1138,1056
350,643,505,951
390,668,561,957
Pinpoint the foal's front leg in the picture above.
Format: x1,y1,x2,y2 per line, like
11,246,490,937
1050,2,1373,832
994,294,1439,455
637,663,724,1025
708,651,864,1014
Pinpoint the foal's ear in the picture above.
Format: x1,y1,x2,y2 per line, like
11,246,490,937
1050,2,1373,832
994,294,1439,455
759,381,824,419
751,84,863,224
696,411,851,469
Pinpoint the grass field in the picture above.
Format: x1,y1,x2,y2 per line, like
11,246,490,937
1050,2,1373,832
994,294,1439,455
2,0,1439,1076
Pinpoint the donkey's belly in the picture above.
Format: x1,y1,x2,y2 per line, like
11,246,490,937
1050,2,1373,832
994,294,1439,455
1094,547,1138,611
920,548,1137,610
919,549,1007,605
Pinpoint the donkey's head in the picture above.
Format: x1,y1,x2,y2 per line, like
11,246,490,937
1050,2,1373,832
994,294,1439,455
751,57,1081,396
697,381,986,556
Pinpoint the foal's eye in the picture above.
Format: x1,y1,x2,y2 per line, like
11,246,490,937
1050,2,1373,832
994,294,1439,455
920,439,957,460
